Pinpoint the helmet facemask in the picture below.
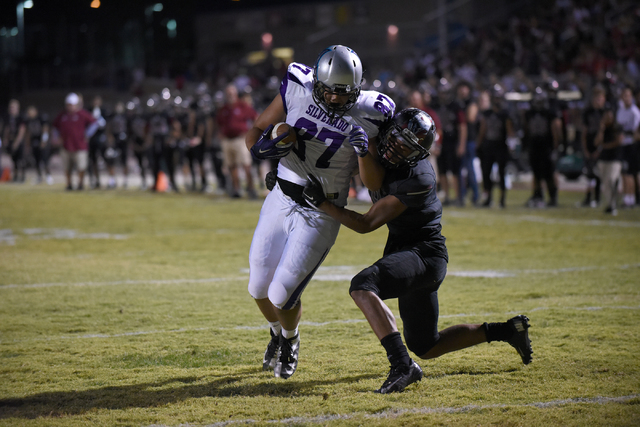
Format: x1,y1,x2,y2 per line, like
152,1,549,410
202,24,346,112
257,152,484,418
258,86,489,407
378,108,435,169
312,45,363,120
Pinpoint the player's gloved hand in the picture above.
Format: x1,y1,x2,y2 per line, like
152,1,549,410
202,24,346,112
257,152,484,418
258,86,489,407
303,174,327,208
349,125,369,158
265,169,277,191
250,124,295,160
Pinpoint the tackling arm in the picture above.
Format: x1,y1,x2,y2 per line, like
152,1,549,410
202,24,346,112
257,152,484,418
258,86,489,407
356,135,385,191
318,193,407,234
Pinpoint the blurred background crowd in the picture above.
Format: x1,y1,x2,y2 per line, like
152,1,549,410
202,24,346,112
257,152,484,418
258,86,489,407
1,0,640,213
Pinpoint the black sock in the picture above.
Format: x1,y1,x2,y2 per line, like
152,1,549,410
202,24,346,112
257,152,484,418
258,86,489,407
483,322,512,343
380,332,411,368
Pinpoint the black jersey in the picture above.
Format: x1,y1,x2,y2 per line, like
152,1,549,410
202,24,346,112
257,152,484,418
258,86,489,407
482,108,509,143
149,112,170,137
370,159,447,260
524,108,558,152
440,101,466,146
582,107,606,153
1,114,24,144
129,113,148,142
25,116,47,143
109,113,128,140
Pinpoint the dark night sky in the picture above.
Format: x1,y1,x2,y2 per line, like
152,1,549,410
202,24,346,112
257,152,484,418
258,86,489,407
0,0,327,28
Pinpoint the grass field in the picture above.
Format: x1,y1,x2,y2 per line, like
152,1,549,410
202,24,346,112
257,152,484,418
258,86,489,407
0,181,639,426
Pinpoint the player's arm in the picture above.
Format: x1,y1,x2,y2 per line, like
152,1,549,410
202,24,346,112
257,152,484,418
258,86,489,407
355,134,385,191
245,94,286,151
320,193,406,234
303,174,406,233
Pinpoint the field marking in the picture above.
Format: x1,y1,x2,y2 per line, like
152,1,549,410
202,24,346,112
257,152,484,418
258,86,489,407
0,277,249,289
4,262,638,289
3,305,638,344
146,394,640,427
446,210,640,228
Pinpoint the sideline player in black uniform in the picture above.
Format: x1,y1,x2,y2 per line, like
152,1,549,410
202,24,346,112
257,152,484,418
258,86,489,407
24,105,52,184
128,102,151,190
1,99,27,182
302,108,533,393
478,91,514,208
523,90,562,207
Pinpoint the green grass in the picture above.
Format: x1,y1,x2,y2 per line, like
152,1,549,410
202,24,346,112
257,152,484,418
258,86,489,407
0,182,639,426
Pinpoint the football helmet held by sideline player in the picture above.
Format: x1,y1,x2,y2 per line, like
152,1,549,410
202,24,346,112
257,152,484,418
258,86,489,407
312,45,363,119
378,108,436,168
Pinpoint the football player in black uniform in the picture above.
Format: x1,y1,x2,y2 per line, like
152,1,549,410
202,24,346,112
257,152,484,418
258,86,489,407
1,99,26,182
523,89,562,207
477,90,514,208
106,102,130,189
24,105,52,184
302,108,533,393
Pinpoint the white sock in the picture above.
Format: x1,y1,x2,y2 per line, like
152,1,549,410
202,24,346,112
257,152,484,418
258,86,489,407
282,327,298,339
269,321,281,336
624,195,635,206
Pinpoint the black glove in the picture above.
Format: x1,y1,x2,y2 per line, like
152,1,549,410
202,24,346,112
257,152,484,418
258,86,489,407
303,174,327,208
265,169,277,191
250,124,295,160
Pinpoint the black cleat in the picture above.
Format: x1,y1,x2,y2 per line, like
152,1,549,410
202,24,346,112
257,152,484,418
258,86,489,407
506,315,533,364
375,359,423,394
262,329,280,371
274,334,300,379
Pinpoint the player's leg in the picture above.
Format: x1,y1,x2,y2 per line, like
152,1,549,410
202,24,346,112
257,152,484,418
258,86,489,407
267,202,340,379
350,247,443,393
248,190,291,370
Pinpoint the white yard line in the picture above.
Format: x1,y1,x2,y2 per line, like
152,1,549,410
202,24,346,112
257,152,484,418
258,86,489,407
3,263,638,289
446,210,640,228
146,394,640,427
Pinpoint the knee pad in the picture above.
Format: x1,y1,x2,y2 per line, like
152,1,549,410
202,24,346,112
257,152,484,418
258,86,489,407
267,281,291,310
247,280,269,300
349,265,381,296
404,330,440,357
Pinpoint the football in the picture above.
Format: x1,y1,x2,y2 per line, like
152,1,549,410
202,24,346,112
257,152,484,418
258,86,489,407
271,122,297,147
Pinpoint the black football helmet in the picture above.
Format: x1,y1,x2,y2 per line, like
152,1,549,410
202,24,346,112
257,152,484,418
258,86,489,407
378,108,435,168
312,45,363,119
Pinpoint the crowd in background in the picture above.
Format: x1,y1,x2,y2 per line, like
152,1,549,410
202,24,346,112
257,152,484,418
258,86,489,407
1,0,640,213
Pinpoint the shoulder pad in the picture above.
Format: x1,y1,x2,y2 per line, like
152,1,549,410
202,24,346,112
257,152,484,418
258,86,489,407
285,62,314,89
357,90,396,120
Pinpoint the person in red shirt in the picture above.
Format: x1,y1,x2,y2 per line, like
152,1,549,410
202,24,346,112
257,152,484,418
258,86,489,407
52,93,98,190
215,84,258,198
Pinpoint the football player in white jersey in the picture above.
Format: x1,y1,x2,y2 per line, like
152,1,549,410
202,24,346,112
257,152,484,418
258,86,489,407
245,45,395,379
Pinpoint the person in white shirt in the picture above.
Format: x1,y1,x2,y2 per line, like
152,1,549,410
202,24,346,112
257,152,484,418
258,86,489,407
615,87,640,207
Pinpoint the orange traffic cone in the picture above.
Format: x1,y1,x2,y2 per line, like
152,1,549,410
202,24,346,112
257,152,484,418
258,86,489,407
156,171,168,192
0,168,11,182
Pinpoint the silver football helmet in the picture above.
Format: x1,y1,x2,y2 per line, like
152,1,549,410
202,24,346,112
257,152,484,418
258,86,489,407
312,45,363,118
